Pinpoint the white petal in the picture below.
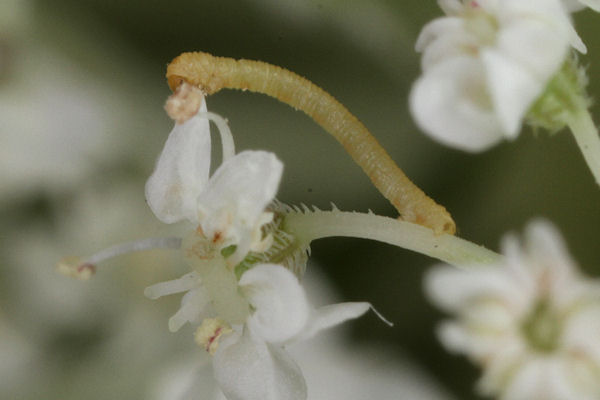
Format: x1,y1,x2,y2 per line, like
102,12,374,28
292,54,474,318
416,17,464,54
419,23,478,70
410,57,504,152
197,151,282,248
213,329,307,400
463,300,516,331
580,0,600,11
500,233,538,303
522,220,584,305
476,339,527,395
506,0,587,53
563,305,600,366
294,302,371,342
437,321,475,355
438,0,464,15
144,271,200,299
481,50,540,137
495,17,568,80
476,0,500,12
239,264,309,344
145,101,211,224
501,358,546,400
436,320,519,361
564,0,600,11
563,0,587,11
168,288,210,332
424,265,526,314
502,358,581,400
524,220,576,279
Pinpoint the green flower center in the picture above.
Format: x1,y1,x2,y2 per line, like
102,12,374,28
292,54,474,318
521,299,562,353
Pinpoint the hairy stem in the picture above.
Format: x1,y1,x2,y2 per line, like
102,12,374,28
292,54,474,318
166,51,456,235
283,209,500,267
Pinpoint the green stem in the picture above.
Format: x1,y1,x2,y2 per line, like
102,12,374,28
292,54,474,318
567,108,600,186
283,210,500,267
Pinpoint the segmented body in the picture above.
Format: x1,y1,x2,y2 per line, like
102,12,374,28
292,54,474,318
167,52,455,235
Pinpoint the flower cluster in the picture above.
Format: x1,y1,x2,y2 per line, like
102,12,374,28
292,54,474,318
426,221,600,399
57,3,600,399
410,0,587,151
142,85,379,400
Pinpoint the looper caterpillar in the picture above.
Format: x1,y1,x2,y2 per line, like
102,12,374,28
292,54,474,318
166,51,456,235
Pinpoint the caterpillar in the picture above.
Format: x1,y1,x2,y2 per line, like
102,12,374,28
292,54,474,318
166,51,456,235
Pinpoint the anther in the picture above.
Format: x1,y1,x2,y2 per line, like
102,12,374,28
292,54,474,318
195,318,232,355
57,257,96,280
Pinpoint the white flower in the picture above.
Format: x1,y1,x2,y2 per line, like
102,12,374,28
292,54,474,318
145,94,283,263
410,0,576,151
141,89,384,400
425,220,600,400
146,263,375,400
151,268,448,400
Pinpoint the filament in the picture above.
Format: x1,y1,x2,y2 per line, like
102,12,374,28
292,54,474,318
58,237,183,280
166,51,456,235
85,237,183,265
199,110,236,162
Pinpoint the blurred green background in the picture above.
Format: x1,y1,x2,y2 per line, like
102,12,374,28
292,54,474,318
1,1,599,399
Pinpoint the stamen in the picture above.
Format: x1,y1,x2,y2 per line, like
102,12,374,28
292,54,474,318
86,237,183,265
166,51,456,235
57,237,182,280
198,111,236,162
57,257,96,281
194,318,232,355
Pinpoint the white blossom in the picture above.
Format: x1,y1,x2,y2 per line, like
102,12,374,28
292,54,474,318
140,94,383,400
410,0,576,151
145,99,283,263
425,220,600,400
146,263,375,400
150,268,452,400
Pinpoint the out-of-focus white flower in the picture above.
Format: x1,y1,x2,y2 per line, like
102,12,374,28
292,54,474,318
0,48,118,199
0,0,167,202
3,176,191,399
0,316,35,397
410,0,576,151
147,263,375,400
425,220,600,400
